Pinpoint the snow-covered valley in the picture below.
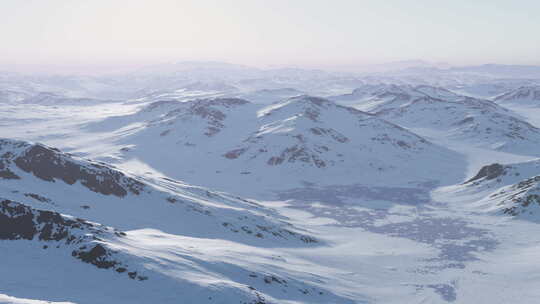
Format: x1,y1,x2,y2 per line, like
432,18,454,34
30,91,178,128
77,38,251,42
2,64,540,303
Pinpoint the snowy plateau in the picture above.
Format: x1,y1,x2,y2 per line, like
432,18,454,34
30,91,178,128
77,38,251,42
2,63,540,304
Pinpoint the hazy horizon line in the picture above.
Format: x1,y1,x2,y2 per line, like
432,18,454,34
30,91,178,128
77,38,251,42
2,59,540,76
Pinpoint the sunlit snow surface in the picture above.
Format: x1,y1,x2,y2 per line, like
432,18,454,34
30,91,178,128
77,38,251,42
1,72,540,303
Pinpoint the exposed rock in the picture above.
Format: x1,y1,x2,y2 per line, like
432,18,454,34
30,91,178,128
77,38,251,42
0,139,145,197
466,163,505,183
24,193,51,203
72,244,117,269
151,98,250,137
224,148,247,159
0,198,144,280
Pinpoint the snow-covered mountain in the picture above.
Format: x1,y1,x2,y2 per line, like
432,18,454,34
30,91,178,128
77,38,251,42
0,89,31,103
6,63,540,303
494,86,540,106
0,197,352,304
329,84,426,111
329,84,470,112
0,199,348,304
236,88,305,104
19,92,115,105
1,138,371,303
221,96,460,183
0,138,316,245
0,198,350,304
448,64,540,78
78,95,464,195
439,160,540,222
331,84,540,155
330,84,488,111
111,81,239,106
448,79,540,99
0,197,144,280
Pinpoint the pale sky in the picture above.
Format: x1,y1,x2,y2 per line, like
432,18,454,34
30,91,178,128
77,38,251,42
1,0,539,71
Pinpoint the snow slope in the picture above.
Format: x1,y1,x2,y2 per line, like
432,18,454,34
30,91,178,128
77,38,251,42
0,138,316,246
329,84,424,111
4,66,540,303
236,88,305,104
0,138,377,303
436,160,540,221
493,85,540,107
332,85,540,156
0,198,357,304
19,92,115,106
77,96,465,196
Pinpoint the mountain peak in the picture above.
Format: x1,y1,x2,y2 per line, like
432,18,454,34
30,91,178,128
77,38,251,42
286,95,335,107
494,85,540,104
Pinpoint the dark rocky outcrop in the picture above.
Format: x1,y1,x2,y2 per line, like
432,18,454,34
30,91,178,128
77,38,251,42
466,163,505,183
72,244,119,269
0,154,20,180
0,199,146,280
0,199,93,242
0,139,145,197
24,193,51,203
223,148,247,159
489,176,540,217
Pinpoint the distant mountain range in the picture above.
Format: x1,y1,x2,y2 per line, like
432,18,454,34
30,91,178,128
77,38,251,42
331,84,540,155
